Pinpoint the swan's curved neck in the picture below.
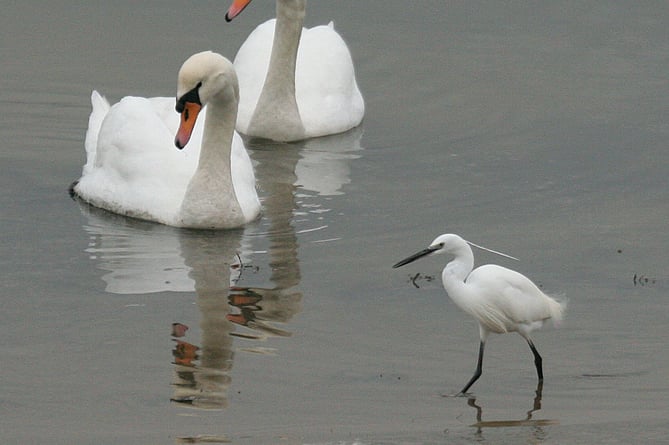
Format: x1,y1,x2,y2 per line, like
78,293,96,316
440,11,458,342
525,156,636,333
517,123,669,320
248,0,306,140
200,92,237,168
179,83,245,228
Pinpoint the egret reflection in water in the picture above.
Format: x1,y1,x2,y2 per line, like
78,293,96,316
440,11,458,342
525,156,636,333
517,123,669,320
463,382,558,441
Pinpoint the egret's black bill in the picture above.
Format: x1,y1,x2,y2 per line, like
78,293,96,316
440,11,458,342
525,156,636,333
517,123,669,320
393,245,439,268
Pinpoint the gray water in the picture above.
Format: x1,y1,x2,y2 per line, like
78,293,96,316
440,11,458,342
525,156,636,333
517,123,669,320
2,1,669,443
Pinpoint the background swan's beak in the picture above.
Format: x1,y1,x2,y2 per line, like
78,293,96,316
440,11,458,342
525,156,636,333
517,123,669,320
226,0,253,22
175,102,202,149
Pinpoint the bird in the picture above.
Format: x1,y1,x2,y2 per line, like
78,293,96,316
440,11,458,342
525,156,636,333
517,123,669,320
225,0,365,142
71,51,261,229
393,233,566,395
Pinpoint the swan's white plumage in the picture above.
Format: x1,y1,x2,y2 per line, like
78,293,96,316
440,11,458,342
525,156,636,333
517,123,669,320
232,5,364,141
74,52,260,229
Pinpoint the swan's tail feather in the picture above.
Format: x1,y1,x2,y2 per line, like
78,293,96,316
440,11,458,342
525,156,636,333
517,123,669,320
82,90,111,175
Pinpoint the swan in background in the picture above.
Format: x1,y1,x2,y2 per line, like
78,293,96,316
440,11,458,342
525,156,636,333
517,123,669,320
72,51,261,229
225,0,364,142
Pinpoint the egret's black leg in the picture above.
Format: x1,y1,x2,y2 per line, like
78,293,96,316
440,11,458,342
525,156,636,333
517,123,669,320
525,381,544,421
526,339,543,381
459,341,485,395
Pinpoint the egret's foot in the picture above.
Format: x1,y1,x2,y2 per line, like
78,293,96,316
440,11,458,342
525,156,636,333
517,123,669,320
441,391,470,398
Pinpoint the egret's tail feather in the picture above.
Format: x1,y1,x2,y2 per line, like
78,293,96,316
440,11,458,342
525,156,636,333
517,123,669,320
549,294,568,327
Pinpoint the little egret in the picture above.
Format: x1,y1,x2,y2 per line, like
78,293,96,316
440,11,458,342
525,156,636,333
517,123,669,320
393,233,566,395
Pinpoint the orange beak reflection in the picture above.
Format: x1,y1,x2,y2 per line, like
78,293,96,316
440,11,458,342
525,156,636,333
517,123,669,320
175,102,202,149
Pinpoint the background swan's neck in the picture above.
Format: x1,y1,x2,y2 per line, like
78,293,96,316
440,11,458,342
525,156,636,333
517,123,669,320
179,86,245,228
248,0,306,141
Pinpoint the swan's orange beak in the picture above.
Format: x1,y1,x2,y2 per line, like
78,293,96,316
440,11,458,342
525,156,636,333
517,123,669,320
225,0,253,21
175,102,202,149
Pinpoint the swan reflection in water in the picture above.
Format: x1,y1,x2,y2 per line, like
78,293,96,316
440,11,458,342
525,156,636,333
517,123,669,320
228,126,364,340
220,127,363,345
74,126,363,411
461,382,558,441
169,228,255,410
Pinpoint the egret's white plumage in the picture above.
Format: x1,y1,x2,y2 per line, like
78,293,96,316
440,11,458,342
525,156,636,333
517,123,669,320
72,51,261,229
393,233,566,395
225,0,364,141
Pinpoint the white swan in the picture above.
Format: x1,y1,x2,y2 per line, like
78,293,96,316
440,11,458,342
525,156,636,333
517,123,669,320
226,0,364,142
72,51,261,229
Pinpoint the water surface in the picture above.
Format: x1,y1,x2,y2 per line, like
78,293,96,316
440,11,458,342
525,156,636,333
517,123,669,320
2,1,668,443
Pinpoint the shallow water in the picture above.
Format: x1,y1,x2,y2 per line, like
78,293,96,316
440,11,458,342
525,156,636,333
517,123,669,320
2,1,669,443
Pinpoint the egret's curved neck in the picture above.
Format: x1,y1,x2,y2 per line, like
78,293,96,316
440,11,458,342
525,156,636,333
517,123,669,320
441,247,475,291
248,0,306,140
